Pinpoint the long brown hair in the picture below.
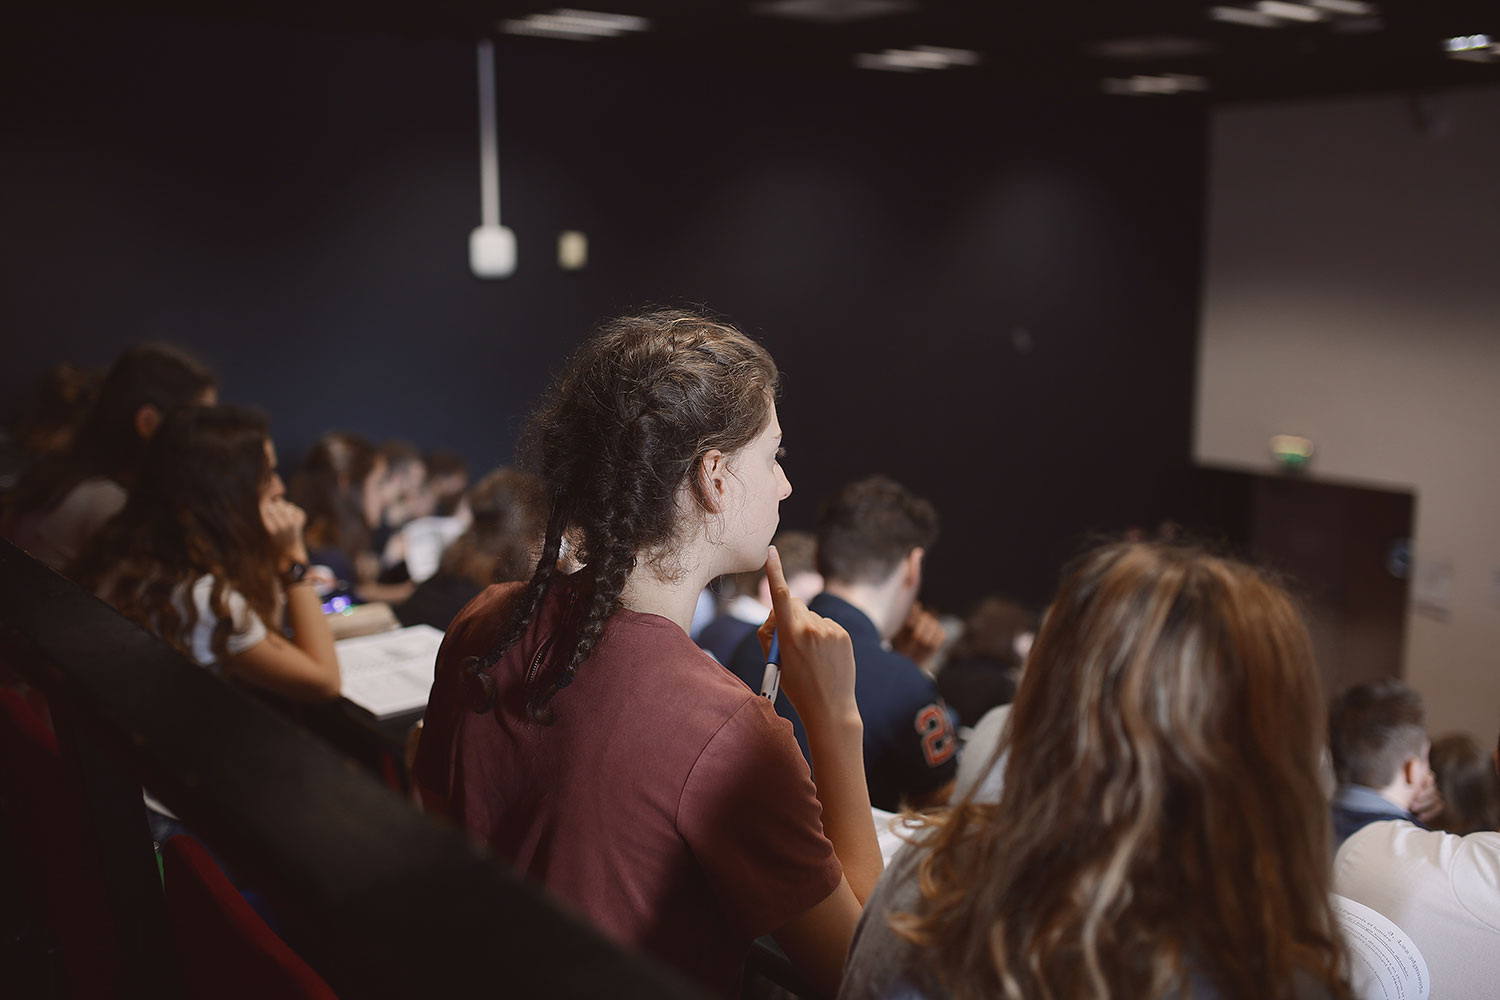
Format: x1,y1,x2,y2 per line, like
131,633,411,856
465,308,778,723
895,542,1350,1000
73,406,280,665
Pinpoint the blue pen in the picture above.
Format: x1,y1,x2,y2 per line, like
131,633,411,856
760,629,781,701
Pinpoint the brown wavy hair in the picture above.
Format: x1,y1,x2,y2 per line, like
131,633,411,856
439,467,547,587
289,431,380,566
73,406,280,665
464,308,778,723
894,542,1351,1000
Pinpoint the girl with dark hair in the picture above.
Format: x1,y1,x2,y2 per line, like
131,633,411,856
288,430,396,600
415,310,880,997
74,406,339,702
394,467,548,631
1425,733,1500,835
840,543,1353,1000
3,342,216,570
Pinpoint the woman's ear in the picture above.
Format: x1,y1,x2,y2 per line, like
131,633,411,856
698,449,728,513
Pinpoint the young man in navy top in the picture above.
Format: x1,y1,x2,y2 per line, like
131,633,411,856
728,476,957,811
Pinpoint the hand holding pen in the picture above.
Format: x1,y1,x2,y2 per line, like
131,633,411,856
756,544,858,725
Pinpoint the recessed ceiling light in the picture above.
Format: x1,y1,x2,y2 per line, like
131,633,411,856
1209,6,1283,28
500,9,650,41
1309,0,1375,14
1102,73,1209,96
754,0,914,24
853,46,981,72
1256,1,1329,22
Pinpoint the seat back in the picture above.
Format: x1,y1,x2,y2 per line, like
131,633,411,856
0,686,122,999
161,834,338,1000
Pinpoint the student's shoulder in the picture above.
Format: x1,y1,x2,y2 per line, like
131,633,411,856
439,581,529,657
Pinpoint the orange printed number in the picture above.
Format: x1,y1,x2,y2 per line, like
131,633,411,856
914,705,955,768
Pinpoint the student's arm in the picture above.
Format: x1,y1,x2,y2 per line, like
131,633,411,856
224,498,340,701
760,544,883,902
756,545,883,995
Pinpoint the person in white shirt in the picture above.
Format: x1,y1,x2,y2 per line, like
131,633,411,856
1332,728,1500,1000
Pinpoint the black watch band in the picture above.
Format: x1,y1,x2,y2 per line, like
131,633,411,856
281,561,309,586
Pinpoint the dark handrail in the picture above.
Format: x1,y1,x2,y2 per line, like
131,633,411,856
0,539,702,1000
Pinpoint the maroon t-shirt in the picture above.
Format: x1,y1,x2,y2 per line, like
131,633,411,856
415,578,844,996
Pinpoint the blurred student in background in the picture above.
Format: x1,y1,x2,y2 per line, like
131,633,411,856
3,343,216,571
395,467,546,631
74,406,339,705
1424,732,1500,835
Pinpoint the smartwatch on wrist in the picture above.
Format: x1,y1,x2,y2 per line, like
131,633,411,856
281,561,310,587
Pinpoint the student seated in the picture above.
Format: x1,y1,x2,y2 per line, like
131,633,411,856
393,449,472,584
1333,725,1500,998
394,467,546,631
72,407,340,839
1328,679,1435,848
289,430,397,602
934,596,1035,729
727,475,957,811
1424,732,1500,835
413,310,881,998
4,343,216,571
840,542,1353,1000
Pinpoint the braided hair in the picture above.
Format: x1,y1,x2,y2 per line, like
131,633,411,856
464,309,778,722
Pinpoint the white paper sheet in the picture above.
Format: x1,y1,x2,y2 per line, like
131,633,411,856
1332,894,1430,1000
335,624,446,718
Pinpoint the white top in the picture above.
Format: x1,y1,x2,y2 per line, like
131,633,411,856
399,514,467,583
953,703,1010,803
9,476,127,569
1333,819,1500,1000
172,574,268,669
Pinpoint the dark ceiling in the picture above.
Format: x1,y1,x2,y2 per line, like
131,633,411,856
31,0,1500,102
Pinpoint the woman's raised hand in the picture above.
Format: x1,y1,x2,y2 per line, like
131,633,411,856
758,545,858,726
260,496,310,568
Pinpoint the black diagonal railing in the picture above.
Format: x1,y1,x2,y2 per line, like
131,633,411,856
0,538,703,1000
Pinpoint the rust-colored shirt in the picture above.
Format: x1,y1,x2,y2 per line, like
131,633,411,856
415,578,843,996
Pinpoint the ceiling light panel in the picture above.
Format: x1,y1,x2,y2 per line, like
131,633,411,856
500,9,650,41
1256,2,1329,23
1209,6,1284,28
853,46,981,72
1102,73,1209,96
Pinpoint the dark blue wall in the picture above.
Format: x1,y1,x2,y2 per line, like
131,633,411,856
2,13,1208,610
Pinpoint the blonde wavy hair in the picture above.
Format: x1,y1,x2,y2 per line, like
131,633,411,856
894,542,1351,1000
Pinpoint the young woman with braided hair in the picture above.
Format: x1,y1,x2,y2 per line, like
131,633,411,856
415,310,881,997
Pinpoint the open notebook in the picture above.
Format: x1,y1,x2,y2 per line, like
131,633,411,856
335,624,446,719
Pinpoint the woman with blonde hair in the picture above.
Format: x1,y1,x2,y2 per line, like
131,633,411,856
841,542,1352,1000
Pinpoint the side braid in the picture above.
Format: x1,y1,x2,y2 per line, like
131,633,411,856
463,502,570,714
